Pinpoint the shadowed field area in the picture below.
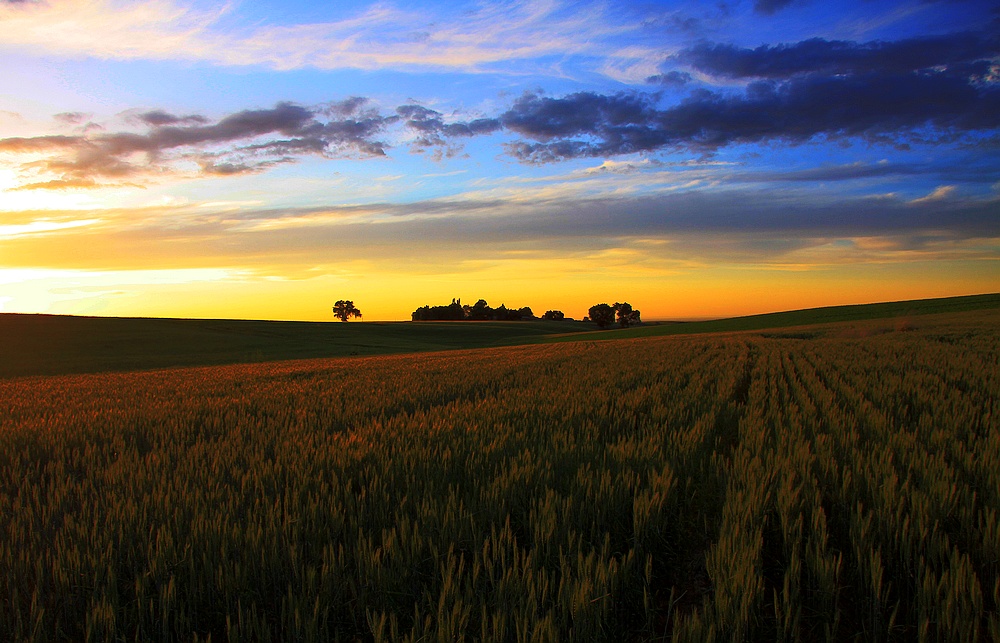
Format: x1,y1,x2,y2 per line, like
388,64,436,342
2,293,997,378
0,316,594,378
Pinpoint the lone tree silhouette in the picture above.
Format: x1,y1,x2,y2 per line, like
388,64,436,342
332,300,362,322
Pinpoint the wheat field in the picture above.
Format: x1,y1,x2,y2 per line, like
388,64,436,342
2,311,997,641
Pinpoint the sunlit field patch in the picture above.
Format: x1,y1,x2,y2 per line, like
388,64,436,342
1,311,998,641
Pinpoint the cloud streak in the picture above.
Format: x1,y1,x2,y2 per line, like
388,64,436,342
0,0,639,74
2,187,996,277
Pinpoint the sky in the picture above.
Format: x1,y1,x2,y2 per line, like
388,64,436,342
0,0,997,321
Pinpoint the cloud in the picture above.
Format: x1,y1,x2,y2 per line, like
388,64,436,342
128,110,209,127
0,134,83,152
8,68,998,188
396,104,501,157
910,184,957,204
0,0,641,76
498,72,998,162
0,99,400,188
497,25,1000,162
12,178,104,190
645,71,692,87
6,24,999,188
3,188,995,273
580,159,666,175
676,32,1000,79
500,91,665,161
53,112,90,125
753,0,801,16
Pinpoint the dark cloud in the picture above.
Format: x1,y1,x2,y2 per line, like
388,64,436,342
1,101,399,188
397,104,501,156
734,161,916,183
497,69,998,162
753,0,801,16
496,27,1000,162
640,12,703,34
198,158,293,176
498,91,665,162
722,158,998,186
131,110,209,127
646,71,692,87
321,96,372,118
677,32,1000,79
53,112,90,125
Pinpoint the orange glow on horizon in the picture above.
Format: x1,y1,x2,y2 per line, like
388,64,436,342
0,259,994,322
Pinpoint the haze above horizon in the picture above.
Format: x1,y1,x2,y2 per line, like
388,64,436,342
1,0,997,321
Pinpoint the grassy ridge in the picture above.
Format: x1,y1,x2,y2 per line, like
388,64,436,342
2,293,996,378
0,315,593,379
1,310,997,641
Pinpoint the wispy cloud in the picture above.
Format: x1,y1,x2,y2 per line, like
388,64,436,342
910,184,956,204
0,0,642,74
0,217,100,237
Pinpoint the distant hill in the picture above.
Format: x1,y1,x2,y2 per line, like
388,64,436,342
536,292,1000,343
1,293,996,378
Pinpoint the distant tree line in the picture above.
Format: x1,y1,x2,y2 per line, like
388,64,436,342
410,298,641,325
412,298,545,321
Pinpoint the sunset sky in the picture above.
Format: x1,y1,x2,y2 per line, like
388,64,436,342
0,0,997,321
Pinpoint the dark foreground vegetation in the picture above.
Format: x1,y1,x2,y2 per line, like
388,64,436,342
1,307,997,641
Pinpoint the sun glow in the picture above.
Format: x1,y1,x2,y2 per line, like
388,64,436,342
0,185,109,211
0,267,243,316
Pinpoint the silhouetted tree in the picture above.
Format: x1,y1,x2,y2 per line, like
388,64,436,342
542,310,565,320
469,299,493,320
446,298,465,320
411,298,465,321
332,300,362,322
588,303,616,328
614,302,641,328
